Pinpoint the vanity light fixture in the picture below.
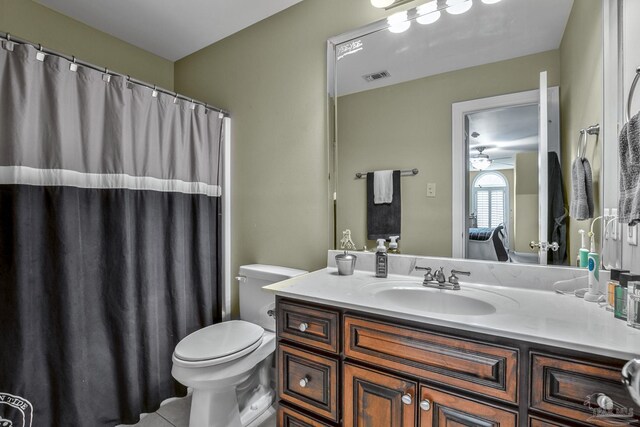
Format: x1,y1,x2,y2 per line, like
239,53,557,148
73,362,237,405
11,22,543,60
371,0,395,8
416,1,441,25
446,0,473,15
470,146,492,171
388,11,411,33
481,0,502,3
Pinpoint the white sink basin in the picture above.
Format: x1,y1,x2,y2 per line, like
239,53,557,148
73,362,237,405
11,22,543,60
364,281,519,316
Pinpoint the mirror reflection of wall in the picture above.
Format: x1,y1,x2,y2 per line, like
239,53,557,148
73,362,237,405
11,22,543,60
332,0,604,267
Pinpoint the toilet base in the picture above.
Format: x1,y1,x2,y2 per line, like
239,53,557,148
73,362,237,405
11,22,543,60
188,384,274,427
190,386,242,427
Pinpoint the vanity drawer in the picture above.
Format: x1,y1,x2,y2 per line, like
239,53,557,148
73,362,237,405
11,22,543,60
528,416,568,427
419,385,518,426
277,404,333,427
344,315,519,403
278,343,339,422
277,300,340,354
530,353,640,426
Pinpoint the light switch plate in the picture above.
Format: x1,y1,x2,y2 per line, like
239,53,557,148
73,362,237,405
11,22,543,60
627,224,638,246
427,183,436,198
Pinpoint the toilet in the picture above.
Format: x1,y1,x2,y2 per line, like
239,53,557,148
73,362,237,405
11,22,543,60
171,264,307,427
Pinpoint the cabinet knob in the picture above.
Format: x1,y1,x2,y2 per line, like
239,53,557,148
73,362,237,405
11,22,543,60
401,394,412,405
298,322,309,332
299,376,310,388
420,399,431,411
596,393,613,410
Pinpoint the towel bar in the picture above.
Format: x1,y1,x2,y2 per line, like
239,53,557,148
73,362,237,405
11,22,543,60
627,66,640,123
355,168,418,179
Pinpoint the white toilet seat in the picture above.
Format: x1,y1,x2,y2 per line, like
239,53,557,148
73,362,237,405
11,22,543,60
173,320,265,368
173,336,264,368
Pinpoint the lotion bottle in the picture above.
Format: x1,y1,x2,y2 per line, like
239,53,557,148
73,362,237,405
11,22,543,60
375,239,388,278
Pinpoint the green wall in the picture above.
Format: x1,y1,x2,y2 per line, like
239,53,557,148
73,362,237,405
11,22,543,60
174,0,387,315
560,0,603,266
0,0,174,89
336,51,560,257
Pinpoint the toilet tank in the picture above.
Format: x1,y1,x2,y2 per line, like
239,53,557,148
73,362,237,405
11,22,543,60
238,264,307,331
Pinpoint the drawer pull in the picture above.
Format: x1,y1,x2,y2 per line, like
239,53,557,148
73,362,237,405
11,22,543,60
298,322,309,332
419,399,431,411
596,393,613,410
299,376,310,388
401,393,413,405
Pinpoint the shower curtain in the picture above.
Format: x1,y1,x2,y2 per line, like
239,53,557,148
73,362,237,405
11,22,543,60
0,44,224,426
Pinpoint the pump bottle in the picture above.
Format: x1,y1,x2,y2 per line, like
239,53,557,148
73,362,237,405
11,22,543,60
375,239,388,278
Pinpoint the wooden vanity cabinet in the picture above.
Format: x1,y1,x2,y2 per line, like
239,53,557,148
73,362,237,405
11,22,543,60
343,363,417,427
275,297,639,427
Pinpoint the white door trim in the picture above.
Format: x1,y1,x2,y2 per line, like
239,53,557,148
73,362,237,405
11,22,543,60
451,87,560,259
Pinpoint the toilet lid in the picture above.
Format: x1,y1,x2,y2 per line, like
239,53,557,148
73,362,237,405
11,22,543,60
174,320,264,362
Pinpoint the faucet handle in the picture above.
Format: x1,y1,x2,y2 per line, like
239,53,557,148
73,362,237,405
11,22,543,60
415,266,433,283
448,269,471,287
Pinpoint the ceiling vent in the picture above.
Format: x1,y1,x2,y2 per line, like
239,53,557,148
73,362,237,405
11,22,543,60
363,71,391,82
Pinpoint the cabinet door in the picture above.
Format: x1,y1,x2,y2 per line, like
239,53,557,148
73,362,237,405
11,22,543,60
344,363,417,427
418,386,517,427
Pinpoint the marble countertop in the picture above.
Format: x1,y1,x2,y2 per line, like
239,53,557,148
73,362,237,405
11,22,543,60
265,267,640,361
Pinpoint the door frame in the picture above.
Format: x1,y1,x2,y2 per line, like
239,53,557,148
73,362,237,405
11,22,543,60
451,87,560,259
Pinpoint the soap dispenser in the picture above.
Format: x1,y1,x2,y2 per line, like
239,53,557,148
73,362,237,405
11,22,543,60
375,239,388,278
388,236,400,254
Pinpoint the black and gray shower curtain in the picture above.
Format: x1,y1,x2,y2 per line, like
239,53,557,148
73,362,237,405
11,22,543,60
0,44,224,426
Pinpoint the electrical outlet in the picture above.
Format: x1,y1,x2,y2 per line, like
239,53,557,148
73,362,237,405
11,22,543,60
604,208,610,239
627,224,638,246
426,183,436,198
611,208,619,240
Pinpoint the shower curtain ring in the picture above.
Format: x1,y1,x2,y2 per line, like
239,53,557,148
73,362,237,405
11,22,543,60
2,33,14,52
102,68,111,83
69,56,78,72
173,93,179,104
152,85,158,98
190,99,196,110
36,44,46,61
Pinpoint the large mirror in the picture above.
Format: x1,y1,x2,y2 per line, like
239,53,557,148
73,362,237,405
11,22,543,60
329,0,613,267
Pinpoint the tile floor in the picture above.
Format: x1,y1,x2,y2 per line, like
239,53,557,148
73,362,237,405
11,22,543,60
126,395,276,427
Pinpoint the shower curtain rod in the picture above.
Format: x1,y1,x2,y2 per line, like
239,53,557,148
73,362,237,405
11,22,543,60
0,31,230,117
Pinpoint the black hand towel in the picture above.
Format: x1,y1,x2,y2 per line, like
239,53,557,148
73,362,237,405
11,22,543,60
367,170,401,240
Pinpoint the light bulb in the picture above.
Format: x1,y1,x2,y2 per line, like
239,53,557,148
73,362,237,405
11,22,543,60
417,1,441,25
446,0,473,14
387,11,411,33
371,0,395,8
481,0,501,3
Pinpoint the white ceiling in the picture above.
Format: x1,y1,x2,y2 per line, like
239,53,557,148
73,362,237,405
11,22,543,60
468,104,539,170
34,0,304,61
335,0,574,96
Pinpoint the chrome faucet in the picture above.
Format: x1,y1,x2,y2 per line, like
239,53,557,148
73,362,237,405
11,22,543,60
433,267,446,284
414,266,470,290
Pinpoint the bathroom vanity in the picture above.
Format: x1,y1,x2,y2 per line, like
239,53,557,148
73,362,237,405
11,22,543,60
268,264,640,427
